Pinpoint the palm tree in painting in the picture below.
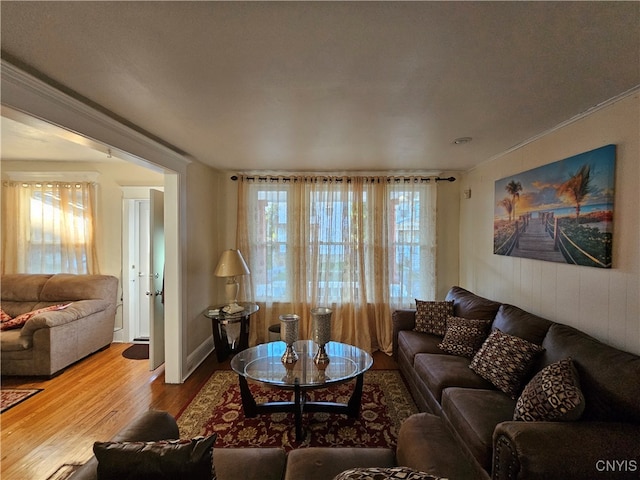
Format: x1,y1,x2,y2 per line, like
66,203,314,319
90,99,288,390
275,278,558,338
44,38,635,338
557,164,592,220
498,198,514,222
505,180,523,222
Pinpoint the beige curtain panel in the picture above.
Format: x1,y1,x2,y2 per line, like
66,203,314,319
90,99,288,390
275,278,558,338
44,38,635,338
237,174,437,354
2,181,99,275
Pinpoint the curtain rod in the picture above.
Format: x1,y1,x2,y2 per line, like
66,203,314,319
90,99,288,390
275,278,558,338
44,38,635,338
229,175,456,183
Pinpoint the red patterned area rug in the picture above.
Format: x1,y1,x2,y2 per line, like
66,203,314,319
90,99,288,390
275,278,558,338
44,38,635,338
0,388,42,413
177,370,418,451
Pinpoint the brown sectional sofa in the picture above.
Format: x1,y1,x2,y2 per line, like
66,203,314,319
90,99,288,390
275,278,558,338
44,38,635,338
393,286,640,480
1,273,118,376
68,410,397,480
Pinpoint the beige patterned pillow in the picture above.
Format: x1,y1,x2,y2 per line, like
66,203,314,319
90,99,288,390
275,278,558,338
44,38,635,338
414,300,454,337
439,316,492,358
470,329,544,398
333,466,447,480
514,358,585,421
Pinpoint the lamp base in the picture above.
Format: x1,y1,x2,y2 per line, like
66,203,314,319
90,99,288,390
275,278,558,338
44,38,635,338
224,278,239,305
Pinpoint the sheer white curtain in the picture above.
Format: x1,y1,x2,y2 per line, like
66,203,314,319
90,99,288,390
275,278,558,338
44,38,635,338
1,181,99,274
237,175,436,354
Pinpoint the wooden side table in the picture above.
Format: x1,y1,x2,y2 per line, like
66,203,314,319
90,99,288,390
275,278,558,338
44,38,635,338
203,302,259,362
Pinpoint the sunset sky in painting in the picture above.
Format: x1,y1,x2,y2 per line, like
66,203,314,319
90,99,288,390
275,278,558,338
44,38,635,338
494,144,616,220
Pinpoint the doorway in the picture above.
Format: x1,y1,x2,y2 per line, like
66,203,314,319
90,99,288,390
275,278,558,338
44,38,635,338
122,187,165,370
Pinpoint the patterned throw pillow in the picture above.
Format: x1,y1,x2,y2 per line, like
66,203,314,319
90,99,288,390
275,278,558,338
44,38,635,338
94,435,217,480
514,358,585,422
0,304,71,331
414,300,454,337
333,466,447,480
470,329,545,398
0,308,12,322
439,316,492,358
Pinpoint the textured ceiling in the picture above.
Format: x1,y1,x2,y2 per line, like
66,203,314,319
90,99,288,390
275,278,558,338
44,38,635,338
1,1,638,172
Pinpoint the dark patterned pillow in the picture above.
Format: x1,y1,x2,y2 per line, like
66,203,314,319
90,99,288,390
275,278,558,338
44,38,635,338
514,358,585,421
414,300,454,337
94,435,216,480
470,329,544,398
333,466,447,480
439,316,492,358
0,308,12,322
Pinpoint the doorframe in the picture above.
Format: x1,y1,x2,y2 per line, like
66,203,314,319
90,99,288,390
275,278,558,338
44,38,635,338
121,187,161,344
1,60,190,383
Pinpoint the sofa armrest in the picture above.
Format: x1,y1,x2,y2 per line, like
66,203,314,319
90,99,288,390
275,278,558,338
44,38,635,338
69,411,179,480
493,421,640,480
20,300,111,337
392,309,416,359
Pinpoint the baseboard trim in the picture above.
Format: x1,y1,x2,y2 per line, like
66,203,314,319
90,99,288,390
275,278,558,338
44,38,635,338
184,337,214,382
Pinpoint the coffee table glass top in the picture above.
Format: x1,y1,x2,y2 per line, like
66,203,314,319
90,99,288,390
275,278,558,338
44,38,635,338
231,340,373,388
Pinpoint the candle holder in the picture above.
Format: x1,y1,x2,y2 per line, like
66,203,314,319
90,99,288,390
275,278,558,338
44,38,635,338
311,307,332,370
279,314,300,369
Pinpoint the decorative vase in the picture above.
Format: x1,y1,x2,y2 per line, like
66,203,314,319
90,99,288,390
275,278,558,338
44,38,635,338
279,314,300,369
311,307,332,370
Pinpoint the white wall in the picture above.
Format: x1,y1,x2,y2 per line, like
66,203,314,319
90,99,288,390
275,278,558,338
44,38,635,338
459,92,639,355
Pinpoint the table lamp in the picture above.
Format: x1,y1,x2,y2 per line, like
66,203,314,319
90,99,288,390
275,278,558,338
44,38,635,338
214,249,250,310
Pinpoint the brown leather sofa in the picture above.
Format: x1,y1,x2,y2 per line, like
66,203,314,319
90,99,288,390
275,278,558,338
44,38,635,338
1,273,118,376
393,286,640,480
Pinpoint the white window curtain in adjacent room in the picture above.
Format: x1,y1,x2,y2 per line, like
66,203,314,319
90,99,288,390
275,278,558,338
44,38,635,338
1,181,100,274
236,174,437,354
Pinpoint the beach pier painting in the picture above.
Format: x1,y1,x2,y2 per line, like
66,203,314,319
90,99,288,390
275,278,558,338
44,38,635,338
494,145,615,268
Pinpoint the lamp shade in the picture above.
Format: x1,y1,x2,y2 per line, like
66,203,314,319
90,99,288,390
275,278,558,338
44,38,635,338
214,249,250,277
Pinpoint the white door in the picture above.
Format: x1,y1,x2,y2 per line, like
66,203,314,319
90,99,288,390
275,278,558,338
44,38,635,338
149,189,165,370
135,200,151,340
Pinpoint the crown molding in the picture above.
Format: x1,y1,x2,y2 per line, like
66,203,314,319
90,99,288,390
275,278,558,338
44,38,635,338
1,60,191,174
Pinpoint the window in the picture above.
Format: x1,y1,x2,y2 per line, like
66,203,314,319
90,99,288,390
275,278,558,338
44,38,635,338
237,174,437,352
2,179,99,274
240,176,436,306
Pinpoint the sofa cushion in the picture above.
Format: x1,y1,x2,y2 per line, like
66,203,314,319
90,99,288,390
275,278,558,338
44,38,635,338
0,274,51,302
397,330,444,364
492,304,553,345
93,435,216,480
414,300,453,336
470,329,544,398
514,358,585,422
333,467,444,480
541,323,640,423
214,448,286,480
442,387,516,472
0,329,29,351
445,286,501,321
414,353,494,403
439,316,491,358
396,413,477,479
285,448,395,480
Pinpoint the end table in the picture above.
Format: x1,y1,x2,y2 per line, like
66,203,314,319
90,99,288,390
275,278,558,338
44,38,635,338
203,302,259,362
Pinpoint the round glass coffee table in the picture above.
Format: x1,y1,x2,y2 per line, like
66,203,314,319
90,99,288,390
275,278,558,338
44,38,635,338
230,340,373,440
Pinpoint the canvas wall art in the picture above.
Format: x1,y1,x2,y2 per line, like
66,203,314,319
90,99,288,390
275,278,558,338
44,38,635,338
494,144,615,268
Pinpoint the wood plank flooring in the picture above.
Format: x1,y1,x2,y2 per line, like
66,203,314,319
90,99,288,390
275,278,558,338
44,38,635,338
0,343,397,480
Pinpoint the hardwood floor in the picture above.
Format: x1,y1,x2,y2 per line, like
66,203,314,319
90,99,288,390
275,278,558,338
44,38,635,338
0,343,397,480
